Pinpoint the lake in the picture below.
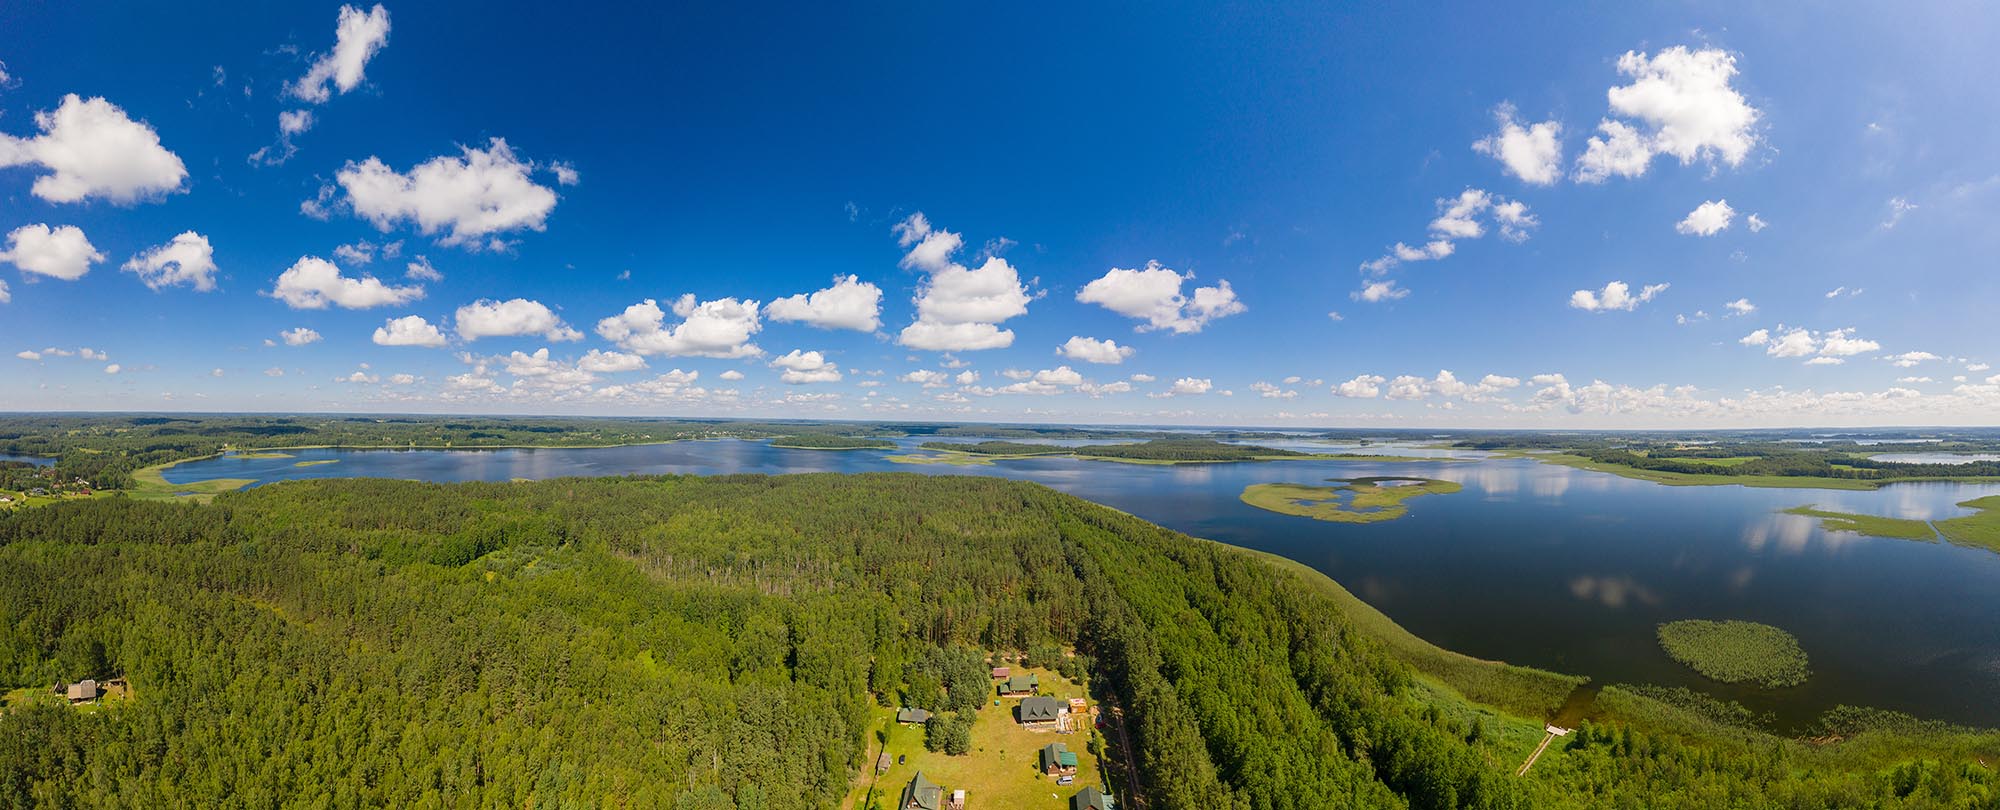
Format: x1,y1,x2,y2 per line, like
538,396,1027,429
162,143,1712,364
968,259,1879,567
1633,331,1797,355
167,438,2000,730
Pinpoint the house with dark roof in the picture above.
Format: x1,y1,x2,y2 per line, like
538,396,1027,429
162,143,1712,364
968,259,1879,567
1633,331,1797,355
997,673,1039,697
901,772,948,810
1040,741,1079,775
990,666,1010,679
1017,695,1065,729
897,707,934,725
1071,786,1114,810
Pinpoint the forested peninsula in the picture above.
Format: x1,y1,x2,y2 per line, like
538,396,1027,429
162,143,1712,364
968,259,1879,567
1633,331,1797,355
2,473,1995,808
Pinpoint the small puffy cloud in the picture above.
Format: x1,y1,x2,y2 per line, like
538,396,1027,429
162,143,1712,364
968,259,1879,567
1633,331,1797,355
1723,298,1755,316
892,213,1033,351
719,369,745,381
332,241,376,265
103,364,121,375
289,4,392,103
404,255,442,282
1570,280,1668,312
1251,381,1298,399
270,256,423,309
0,224,102,280
1129,373,1157,383
0,280,8,304
341,370,379,384
1818,328,1881,357
765,275,882,331
1035,366,1084,386
372,315,448,347
1573,120,1653,183
1076,262,1246,334
577,349,646,373
1825,286,1862,299
1746,213,1767,232
1575,46,1761,181
122,231,217,291
336,138,559,248
1353,280,1409,303
1748,325,1879,362
1675,199,1735,236
597,295,763,358
454,298,582,341
1888,351,1940,368
1057,335,1136,365
280,327,322,346
264,367,285,377
900,369,950,388
549,162,580,186
1428,188,1492,239
278,109,316,135
770,349,842,384
1472,104,1563,185
0,94,187,203
1169,377,1212,395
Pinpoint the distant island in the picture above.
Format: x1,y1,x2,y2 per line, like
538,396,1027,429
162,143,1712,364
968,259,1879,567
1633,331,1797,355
768,434,896,450
905,438,1322,465
1240,477,1463,524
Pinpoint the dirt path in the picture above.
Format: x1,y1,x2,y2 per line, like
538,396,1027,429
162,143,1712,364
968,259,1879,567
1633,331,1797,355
1098,693,1148,810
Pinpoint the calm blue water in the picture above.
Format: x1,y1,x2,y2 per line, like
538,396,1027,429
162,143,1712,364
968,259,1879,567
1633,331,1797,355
170,438,2000,729
0,453,55,467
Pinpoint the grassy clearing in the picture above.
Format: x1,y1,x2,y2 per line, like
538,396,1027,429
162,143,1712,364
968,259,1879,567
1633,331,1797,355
1782,506,1936,541
128,459,253,503
1227,545,1584,720
232,451,295,459
844,666,1103,810
1782,497,2000,554
1656,620,1811,689
294,459,340,468
885,452,997,466
1240,477,1462,524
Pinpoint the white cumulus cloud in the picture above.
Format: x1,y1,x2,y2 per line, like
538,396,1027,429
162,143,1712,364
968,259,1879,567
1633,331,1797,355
0,94,187,203
765,275,881,331
336,138,559,248
1076,261,1245,333
122,231,217,291
280,327,322,346
270,256,423,309
1570,280,1668,312
372,315,448,347
1057,336,1136,365
454,298,582,341
771,349,842,384
892,213,1033,351
1675,199,1735,236
1574,46,1761,181
289,4,392,103
1473,104,1563,185
0,224,102,281
597,295,763,358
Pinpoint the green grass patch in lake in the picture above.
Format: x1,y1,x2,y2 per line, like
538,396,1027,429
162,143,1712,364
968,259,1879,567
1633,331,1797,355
1783,497,2000,554
1656,619,1811,689
1240,476,1462,524
766,434,895,450
294,459,340,468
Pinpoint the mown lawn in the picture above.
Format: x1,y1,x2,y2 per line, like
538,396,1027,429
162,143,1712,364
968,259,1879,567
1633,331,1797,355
845,665,1106,810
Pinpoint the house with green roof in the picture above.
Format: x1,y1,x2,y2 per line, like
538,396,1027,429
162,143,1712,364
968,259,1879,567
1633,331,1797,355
997,672,1039,697
1071,786,1113,810
900,771,944,810
1039,741,1079,775
1017,695,1065,729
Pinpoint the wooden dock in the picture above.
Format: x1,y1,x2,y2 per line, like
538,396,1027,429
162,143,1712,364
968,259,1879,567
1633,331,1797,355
1516,724,1570,776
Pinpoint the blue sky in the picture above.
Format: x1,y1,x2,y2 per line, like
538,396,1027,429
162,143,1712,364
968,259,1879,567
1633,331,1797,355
2,2,1997,427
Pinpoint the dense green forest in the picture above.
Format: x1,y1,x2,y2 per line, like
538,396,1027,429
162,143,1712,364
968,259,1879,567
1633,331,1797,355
917,440,1073,456
1,474,1996,807
766,434,896,450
